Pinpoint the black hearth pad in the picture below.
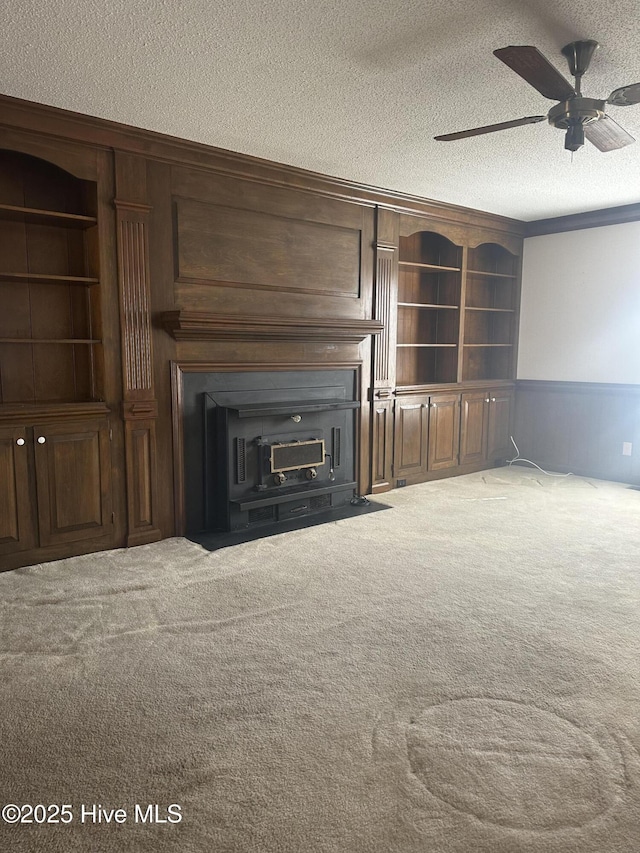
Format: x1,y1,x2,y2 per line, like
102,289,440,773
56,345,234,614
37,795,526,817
188,500,390,552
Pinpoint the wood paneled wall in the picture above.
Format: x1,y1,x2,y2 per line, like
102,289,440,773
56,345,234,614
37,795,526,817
0,93,525,567
514,381,640,484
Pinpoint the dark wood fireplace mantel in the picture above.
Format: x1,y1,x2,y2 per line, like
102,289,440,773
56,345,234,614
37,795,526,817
161,311,383,343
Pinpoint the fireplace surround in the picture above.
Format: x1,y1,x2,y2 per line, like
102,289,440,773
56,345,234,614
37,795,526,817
181,369,360,536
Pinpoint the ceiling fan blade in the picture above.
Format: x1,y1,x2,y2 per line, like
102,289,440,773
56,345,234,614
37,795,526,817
584,115,635,151
434,115,546,141
494,46,576,100
607,82,640,106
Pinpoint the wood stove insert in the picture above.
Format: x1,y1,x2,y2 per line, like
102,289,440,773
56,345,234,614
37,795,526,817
181,370,361,536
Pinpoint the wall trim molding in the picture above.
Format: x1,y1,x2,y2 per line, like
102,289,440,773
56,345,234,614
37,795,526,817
517,379,640,395
525,202,640,237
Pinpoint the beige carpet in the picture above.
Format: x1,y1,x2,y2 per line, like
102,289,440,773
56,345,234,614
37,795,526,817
1,468,640,852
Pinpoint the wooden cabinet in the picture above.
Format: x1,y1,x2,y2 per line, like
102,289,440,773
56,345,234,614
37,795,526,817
427,393,460,470
393,392,461,482
34,419,113,547
0,146,118,568
0,418,113,559
486,390,513,461
460,389,514,466
394,397,429,479
372,215,521,492
0,426,36,556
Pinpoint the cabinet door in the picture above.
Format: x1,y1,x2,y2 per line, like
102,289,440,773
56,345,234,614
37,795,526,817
34,420,113,548
460,391,489,465
427,393,460,471
0,427,36,556
371,399,394,492
394,398,429,479
486,391,513,462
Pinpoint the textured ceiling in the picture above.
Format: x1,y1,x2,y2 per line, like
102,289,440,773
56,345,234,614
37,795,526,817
2,0,640,220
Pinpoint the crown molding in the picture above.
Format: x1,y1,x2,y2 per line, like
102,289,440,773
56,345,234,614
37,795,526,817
525,201,640,237
0,93,525,237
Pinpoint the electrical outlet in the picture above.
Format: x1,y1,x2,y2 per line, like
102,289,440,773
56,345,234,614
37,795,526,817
622,442,633,457
397,478,407,487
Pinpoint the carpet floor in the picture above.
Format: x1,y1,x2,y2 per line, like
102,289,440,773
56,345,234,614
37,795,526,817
1,467,639,852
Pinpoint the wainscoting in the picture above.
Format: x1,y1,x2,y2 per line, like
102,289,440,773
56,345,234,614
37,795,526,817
514,380,640,484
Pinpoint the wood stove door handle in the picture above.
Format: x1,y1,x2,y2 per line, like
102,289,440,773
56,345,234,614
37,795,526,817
288,505,308,514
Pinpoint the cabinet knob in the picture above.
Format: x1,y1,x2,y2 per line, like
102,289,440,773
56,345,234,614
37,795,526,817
37,436,46,444
485,398,490,403
432,403,437,408
491,397,497,402
16,437,25,446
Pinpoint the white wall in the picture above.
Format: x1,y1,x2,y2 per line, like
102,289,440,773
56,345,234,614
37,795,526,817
518,221,640,384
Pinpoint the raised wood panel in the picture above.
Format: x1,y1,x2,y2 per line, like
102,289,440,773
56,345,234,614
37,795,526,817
171,166,369,228
34,419,112,547
394,398,429,478
175,198,362,299
427,393,460,470
125,417,160,545
0,426,35,555
131,427,152,525
371,400,394,492
460,391,488,465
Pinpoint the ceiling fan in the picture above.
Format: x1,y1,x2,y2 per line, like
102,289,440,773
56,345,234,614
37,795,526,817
435,41,640,152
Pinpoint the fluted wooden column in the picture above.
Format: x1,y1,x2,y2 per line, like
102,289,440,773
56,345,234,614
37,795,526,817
115,153,161,545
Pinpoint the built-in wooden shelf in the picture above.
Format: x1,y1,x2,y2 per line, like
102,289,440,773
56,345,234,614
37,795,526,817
466,269,517,279
398,261,461,272
398,302,459,309
0,272,99,286
0,203,97,228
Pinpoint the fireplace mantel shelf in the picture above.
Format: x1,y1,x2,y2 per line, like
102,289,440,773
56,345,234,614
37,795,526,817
161,311,383,343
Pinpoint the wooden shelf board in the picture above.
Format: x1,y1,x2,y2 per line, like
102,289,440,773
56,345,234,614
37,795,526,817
0,203,96,228
467,269,517,279
465,306,515,313
398,261,461,273
398,302,459,309
463,343,513,348
0,272,99,285
397,343,458,348
0,338,101,345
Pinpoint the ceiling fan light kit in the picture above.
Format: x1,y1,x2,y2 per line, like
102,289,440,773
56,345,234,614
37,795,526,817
435,40,639,154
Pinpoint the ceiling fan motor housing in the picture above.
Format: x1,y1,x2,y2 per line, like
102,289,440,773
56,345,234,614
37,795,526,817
548,98,605,129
